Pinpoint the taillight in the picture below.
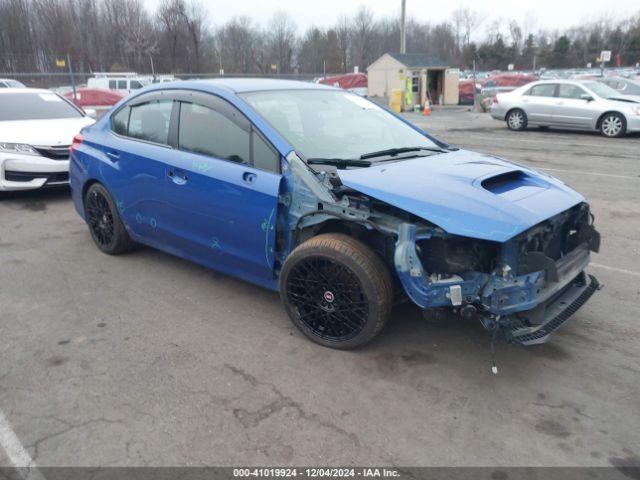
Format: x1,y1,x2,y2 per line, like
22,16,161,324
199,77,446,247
70,134,84,152
493,96,499,104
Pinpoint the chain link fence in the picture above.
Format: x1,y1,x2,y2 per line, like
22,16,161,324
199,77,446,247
0,72,324,90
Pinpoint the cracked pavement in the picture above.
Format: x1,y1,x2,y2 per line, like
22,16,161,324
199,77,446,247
0,111,639,467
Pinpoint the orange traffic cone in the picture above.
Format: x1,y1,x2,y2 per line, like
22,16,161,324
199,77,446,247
422,100,431,116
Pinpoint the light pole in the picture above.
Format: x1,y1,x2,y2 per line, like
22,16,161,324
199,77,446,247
400,0,406,54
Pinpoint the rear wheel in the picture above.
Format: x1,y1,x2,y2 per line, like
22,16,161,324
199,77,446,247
280,233,393,349
599,113,626,138
84,183,134,255
506,109,527,131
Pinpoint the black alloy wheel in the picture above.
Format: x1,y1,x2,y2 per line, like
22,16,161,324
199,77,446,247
84,183,134,254
286,256,369,342
280,233,393,349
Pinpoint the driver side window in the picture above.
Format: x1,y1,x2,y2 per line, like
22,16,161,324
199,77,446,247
558,84,587,99
177,100,280,173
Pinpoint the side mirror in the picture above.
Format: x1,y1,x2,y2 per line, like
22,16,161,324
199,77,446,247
580,94,594,102
84,108,97,119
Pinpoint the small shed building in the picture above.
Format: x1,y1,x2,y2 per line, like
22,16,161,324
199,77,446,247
367,53,459,109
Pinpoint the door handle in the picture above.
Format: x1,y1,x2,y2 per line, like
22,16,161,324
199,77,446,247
168,170,188,185
242,172,257,185
106,150,120,160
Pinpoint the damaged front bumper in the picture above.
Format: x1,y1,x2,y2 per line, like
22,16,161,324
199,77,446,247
505,272,599,345
394,223,600,345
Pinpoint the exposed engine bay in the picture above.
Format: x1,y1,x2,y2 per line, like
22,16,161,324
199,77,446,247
278,152,601,352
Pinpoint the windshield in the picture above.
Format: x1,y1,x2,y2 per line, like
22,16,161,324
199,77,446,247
583,81,622,99
240,89,440,160
0,92,83,121
622,81,640,95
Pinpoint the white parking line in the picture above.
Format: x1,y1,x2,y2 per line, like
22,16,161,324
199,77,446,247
590,262,640,278
0,409,45,479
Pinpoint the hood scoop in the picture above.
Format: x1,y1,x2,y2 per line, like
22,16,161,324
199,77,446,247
480,170,550,201
337,149,584,242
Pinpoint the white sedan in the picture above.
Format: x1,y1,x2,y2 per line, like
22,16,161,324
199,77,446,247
0,88,95,191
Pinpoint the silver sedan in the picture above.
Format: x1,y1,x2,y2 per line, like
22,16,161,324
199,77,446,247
490,80,640,137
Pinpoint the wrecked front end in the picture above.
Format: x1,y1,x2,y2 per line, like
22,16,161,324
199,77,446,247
280,152,601,346
394,202,601,345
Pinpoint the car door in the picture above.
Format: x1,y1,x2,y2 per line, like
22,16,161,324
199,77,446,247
160,91,282,285
98,92,177,243
550,83,599,128
521,83,557,124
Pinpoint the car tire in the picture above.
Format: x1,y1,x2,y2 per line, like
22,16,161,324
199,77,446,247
599,113,626,138
280,233,393,349
84,183,135,255
506,109,527,131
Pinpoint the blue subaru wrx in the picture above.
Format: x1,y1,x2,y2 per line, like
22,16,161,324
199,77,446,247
70,79,600,350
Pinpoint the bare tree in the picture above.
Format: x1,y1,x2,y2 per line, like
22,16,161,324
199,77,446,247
216,16,264,73
351,6,374,70
458,7,484,48
509,20,523,53
2,0,640,77
335,15,351,72
265,12,297,73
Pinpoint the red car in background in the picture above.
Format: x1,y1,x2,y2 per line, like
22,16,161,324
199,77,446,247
318,73,368,96
481,74,537,97
64,88,126,117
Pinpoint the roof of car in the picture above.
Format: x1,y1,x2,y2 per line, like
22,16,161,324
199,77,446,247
148,78,335,94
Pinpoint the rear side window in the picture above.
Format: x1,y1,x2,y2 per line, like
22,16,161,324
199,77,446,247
118,80,127,90
127,100,173,144
108,80,117,89
178,102,250,165
527,84,556,97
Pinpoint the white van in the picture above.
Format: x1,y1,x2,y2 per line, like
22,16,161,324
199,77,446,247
87,73,150,93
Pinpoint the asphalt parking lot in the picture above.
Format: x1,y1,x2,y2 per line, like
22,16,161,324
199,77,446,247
1,109,639,469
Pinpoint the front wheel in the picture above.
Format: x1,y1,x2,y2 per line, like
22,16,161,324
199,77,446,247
599,113,626,138
280,233,393,349
84,183,135,255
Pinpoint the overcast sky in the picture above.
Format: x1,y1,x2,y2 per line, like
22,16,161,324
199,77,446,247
146,0,639,38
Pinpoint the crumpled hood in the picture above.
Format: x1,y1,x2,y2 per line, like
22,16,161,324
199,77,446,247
0,117,94,146
337,150,584,242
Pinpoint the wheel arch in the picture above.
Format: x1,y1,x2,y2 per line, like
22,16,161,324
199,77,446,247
81,178,102,203
505,107,527,121
595,110,627,130
294,216,400,287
